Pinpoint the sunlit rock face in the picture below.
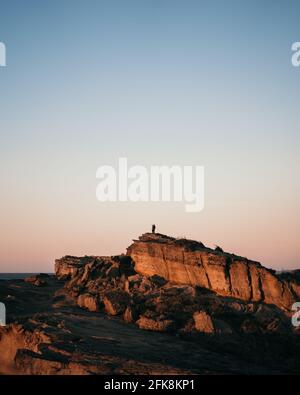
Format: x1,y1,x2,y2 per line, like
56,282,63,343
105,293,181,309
127,233,296,311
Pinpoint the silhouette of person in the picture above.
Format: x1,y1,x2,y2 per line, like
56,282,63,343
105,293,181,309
152,224,156,233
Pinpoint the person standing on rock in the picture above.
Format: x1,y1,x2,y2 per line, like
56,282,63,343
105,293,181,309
152,224,156,233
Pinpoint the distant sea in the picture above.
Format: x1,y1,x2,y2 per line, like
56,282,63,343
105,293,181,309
0,273,53,280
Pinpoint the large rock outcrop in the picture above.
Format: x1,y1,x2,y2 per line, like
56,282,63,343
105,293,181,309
1,232,300,375
127,233,298,311
53,236,296,339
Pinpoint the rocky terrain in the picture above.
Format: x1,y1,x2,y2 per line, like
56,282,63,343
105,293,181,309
1,233,300,375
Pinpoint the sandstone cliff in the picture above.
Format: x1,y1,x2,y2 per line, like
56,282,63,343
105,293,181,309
52,233,300,339
127,233,298,311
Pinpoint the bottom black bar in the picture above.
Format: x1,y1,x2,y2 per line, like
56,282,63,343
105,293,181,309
0,375,296,392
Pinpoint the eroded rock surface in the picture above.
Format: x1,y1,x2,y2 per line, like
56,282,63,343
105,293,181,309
127,233,298,310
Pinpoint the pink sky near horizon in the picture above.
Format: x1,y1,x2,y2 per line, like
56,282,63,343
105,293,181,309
0,191,299,273
1,126,299,273
1,135,299,273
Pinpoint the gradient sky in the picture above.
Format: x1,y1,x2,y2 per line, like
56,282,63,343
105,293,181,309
0,0,299,272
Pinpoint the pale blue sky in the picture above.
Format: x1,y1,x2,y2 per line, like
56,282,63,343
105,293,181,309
0,0,299,271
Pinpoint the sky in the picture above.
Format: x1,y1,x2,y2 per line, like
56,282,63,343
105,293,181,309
0,0,299,272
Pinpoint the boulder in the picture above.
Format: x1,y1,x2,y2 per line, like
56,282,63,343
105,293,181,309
25,275,46,287
253,304,290,334
103,291,129,316
77,294,99,312
136,316,175,332
193,311,215,333
123,306,139,323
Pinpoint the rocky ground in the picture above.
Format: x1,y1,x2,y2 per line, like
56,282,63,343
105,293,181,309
1,233,300,375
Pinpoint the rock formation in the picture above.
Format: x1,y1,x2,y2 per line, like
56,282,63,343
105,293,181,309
1,232,300,375
52,233,299,339
127,233,299,311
